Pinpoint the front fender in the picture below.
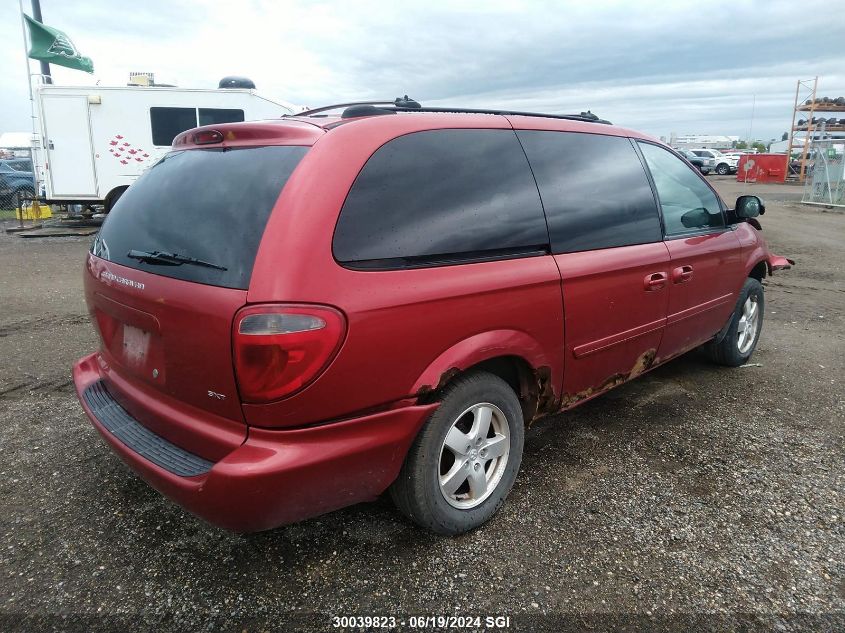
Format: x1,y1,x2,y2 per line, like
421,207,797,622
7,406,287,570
737,223,794,277
411,329,555,396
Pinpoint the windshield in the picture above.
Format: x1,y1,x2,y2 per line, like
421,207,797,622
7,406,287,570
93,146,308,289
4,160,32,172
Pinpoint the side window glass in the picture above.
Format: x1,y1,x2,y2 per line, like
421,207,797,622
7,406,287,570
333,129,548,267
517,131,661,253
638,142,724,235
150,107,199,146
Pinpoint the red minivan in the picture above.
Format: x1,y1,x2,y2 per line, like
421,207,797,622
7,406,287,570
73,100,793,535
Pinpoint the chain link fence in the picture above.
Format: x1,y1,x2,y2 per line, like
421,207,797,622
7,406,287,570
802,139,845,208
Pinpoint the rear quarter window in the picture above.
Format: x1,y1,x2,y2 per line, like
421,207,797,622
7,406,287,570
332,129,549,268
94,145,308,289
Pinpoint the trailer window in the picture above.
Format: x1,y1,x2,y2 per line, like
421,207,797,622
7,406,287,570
199,108,245,126
150,107,199,146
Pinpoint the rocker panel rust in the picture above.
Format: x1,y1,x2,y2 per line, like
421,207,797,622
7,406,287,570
559,348,656,409
416,349,659,422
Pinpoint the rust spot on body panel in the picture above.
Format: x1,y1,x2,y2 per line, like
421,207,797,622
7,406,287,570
560,348,656,410
529,365,558,424
629,348,656,378
415,366,461,400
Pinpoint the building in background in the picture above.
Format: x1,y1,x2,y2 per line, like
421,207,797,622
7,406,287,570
0,132,34,158
769,137,806,155
669,133,740,150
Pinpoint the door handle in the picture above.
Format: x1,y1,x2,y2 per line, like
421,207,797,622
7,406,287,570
672,265,694,283
48,141,54,150
643,271,668,291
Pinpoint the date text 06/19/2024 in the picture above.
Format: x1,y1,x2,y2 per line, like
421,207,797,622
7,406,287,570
330,615,512,629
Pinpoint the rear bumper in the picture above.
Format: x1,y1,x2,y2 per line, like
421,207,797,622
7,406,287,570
73,352,437,532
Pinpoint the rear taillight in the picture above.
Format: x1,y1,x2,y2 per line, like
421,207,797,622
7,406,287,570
233,304,346,403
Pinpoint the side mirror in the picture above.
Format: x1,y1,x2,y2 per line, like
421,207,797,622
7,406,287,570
680,207,712,228
735,195,765,218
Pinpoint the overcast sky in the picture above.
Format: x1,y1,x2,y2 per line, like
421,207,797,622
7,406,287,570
1,0,843,141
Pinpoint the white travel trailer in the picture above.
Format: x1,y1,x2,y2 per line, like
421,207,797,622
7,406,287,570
31,81,298,210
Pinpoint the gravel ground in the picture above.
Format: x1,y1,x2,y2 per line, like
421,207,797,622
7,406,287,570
0,178,843,632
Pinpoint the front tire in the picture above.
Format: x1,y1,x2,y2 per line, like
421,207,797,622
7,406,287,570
390,371,524,535
703,277,764,366
716,162,730,175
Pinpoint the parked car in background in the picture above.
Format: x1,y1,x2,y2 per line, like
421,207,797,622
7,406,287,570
690,148,738,175
678,149,714,174
0,158,35,205
73,101,794,535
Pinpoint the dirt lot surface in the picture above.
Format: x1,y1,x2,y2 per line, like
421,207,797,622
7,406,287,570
1,178,843,632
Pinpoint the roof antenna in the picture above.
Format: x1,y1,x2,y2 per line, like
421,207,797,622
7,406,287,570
394,95,421,109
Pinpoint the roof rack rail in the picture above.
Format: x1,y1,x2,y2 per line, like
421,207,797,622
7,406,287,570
391,106,611,125
297,95,421,117
294,98,611,125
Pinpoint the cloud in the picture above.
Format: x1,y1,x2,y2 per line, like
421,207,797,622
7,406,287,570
1,0,843,141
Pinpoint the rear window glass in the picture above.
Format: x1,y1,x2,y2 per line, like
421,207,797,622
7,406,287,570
333,129,549,268
93,146,308,289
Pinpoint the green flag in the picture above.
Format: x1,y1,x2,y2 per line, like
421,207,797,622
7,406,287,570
24,14,94,74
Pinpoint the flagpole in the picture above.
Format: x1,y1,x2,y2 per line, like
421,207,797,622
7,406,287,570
19,0,42,223
18,0,33,100
30,0,51,84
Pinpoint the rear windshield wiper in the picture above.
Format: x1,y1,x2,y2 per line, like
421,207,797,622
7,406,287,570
127,249,227,271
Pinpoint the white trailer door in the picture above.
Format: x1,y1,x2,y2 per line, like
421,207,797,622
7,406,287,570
42,95,97,197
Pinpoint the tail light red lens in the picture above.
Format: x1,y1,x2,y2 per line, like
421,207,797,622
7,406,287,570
233,304,346,403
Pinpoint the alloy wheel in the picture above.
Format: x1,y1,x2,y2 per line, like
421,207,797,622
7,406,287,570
737,295,760,354
438,403,511,509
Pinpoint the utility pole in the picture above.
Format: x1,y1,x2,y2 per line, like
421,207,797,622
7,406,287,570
30,0,51,84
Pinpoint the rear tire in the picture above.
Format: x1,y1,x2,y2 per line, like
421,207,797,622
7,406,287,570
703,277,764,366
390,371,524,535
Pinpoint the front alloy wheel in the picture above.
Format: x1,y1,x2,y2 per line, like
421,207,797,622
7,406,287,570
702,277,764,366
736,295,761,354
